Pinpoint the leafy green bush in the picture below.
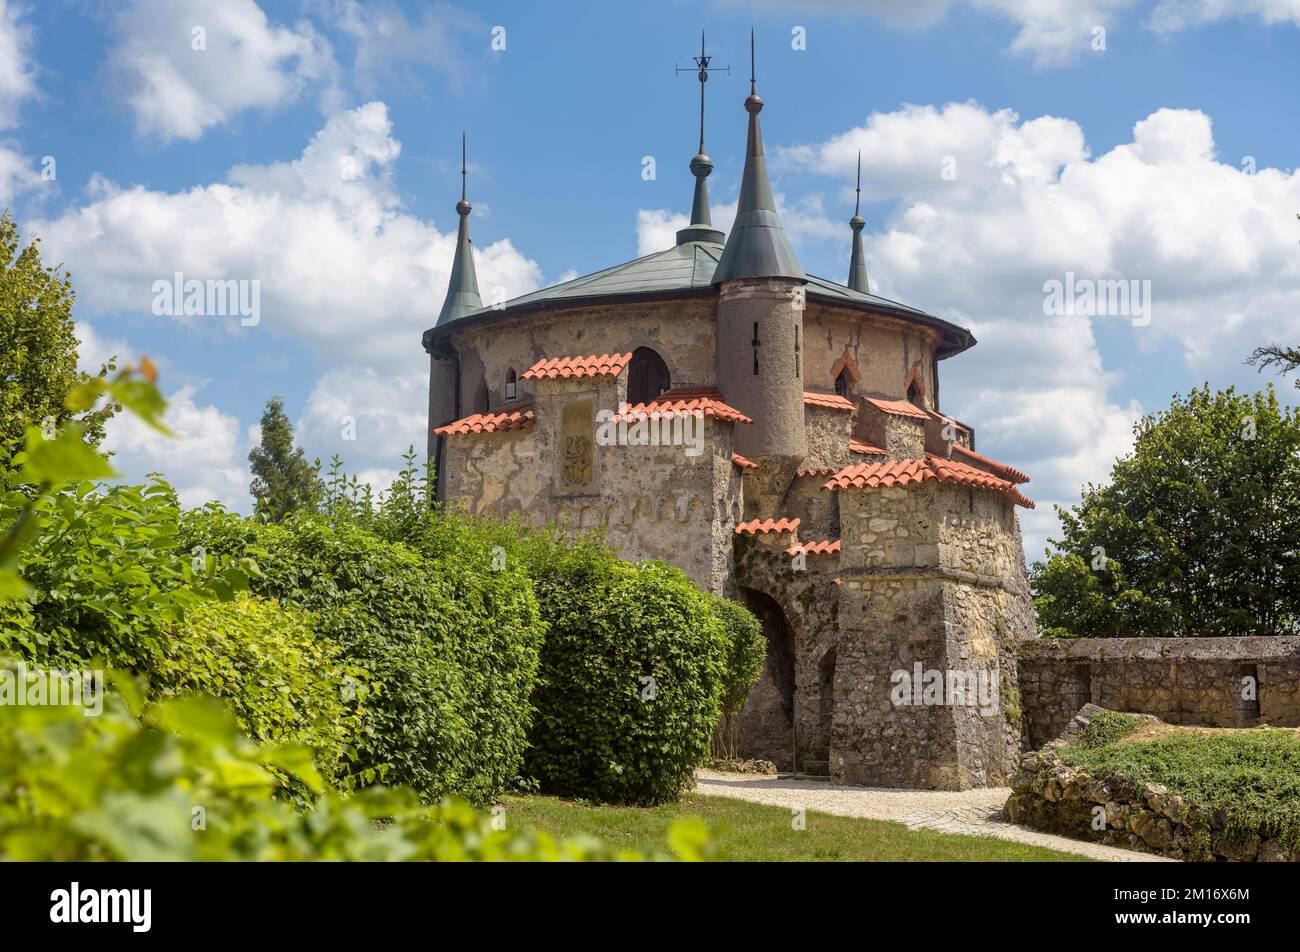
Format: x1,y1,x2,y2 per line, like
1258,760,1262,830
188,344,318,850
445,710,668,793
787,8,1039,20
708,595,765,760
0,668,681,861
522,546,728,806
152,593,366,788
178,510,544,804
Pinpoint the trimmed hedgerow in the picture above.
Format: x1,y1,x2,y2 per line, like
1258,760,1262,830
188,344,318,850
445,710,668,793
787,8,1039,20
518,537,728,806
152,593,365,788
178,510,545,804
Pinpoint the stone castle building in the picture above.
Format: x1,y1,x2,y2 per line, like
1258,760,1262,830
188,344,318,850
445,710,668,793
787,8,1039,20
422,44,1038,790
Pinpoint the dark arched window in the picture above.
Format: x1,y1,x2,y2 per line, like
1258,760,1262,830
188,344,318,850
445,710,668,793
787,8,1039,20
906,379,923,409
834,368,851,398
627,347,671,405
504,368,517,401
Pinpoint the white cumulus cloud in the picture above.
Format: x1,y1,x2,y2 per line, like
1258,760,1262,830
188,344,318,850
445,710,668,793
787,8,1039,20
110,0,336,142
28,102,544,370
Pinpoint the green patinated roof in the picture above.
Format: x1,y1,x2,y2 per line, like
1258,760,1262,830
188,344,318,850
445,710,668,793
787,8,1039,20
424,239,975,357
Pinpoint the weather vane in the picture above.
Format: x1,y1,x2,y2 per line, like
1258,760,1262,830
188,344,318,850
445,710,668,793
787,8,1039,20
676,31,729,153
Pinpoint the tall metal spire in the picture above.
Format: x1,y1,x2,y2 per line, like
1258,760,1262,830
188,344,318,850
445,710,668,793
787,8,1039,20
675,31,726,245
436,131,483,327
847,150,870,293
712,29,803,284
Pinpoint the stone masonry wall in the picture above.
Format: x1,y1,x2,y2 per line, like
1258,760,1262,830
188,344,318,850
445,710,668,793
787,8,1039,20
834,481,1033,789
1019,636,1300,750
442,372,743,594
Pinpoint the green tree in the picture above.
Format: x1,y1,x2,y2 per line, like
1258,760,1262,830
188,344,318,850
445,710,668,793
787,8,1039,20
0,213,115,453
1031,385,1300,638
247,396,322,522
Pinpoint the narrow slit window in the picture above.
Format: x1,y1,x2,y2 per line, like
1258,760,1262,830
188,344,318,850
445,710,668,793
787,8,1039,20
752,322,761,375
505,368,517,401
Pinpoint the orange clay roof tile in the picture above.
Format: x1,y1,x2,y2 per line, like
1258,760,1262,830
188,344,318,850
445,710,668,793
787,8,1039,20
803,391,857,412
849,439,887,456
732,453,759,471
734,517,801,536
435,403,536,436
821,455,1034,508
863,397,930,420
950,444,1030,484
521,352,632,380
616,386,752,425
785,539,841,556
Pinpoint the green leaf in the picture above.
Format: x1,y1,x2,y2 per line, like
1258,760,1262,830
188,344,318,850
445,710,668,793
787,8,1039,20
20,424,116,484
109,378,173,435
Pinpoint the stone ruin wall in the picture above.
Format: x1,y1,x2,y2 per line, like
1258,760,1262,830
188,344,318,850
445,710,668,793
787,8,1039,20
1018,636,1300,750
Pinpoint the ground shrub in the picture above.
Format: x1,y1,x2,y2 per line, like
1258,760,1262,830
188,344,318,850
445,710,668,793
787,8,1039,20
178,510,544,803
152,593,364,788
523,551,728,806
0,671,666,861
708,595,765,760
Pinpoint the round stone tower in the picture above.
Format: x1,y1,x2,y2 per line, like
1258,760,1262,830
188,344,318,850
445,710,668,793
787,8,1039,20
712,38,806,510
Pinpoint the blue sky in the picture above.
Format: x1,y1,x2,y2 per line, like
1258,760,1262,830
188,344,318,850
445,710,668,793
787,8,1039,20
2,0,1298,557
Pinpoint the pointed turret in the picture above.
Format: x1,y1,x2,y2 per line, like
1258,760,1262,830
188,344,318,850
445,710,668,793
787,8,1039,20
847,150,869,293
436,132,483,327
676,31,725,246
712,30,802,283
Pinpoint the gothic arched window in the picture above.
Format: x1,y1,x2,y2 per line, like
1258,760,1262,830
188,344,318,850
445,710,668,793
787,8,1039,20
834,368,851,398
627,347,671,405
504,368,517,401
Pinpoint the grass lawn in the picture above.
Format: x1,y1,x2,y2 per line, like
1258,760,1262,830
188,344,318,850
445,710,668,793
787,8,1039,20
503,792,1092,861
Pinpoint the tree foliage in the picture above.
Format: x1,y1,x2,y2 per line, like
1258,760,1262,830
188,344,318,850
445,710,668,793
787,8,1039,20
0,213,116,453
1031,385,1300,637
248,396,323,522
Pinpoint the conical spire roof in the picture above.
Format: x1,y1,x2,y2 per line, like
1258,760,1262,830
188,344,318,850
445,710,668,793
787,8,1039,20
676,31,725,246
436,133,483,327
712,31,802,284
847,150,869,293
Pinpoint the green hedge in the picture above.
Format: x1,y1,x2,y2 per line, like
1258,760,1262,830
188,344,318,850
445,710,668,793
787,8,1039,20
152,593,364,788
520,539,728,805
179,511,545,804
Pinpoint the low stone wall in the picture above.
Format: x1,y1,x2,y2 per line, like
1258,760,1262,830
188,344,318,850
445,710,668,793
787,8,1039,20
1002,709,1298,862
1018,636,1300,750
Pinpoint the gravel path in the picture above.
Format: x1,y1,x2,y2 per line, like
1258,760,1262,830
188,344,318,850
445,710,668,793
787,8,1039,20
694,770,1173,862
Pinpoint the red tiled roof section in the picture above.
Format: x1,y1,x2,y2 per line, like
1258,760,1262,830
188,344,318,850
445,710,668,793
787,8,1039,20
821,455,1034,508
795,466,841,477
863,397,930,420
927,453,1035,507
823,458,932,492
785,539,840,556
849,439,886,457
435,402,536,436
804,391,856,412
732,453,758,471
735,517,801,536
617,386,752,425
950,444,1030,484
521,352,632,381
